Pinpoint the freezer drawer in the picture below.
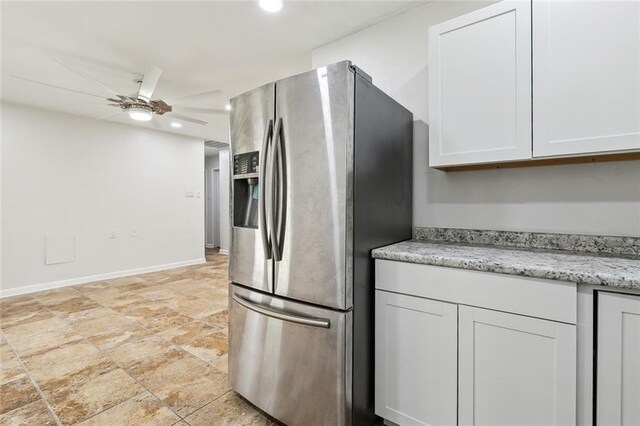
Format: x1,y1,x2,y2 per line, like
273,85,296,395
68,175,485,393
229,284,352,426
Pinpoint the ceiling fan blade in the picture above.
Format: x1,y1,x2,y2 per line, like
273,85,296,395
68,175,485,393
150,119,162,129
168,112,208,126
165,89,223,105
53,58,120,96
9,75,107,99
171,106,228,115
137,65,162,102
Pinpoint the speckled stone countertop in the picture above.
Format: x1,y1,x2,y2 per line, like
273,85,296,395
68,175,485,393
372,228,640,290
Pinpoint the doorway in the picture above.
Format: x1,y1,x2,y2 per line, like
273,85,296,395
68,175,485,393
205,154,221,250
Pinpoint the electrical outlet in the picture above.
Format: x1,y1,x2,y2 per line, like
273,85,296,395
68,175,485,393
196,191,201,198
132,228,140,238
108,231,117,239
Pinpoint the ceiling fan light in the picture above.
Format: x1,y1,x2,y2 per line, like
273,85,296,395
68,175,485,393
128,107,153,121
259,0,283,13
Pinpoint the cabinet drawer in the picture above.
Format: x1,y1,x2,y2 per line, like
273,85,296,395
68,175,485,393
376,260,576,324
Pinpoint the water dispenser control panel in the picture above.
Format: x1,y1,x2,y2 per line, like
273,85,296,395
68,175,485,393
234,151,259,175
233,151,260,229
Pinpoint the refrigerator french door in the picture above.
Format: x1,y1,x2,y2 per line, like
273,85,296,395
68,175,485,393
229,82,274,294
230,63,351,309
229,61,413,426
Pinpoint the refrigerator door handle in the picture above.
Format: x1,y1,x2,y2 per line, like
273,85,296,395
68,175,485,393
232,293,331,329
270,117,285,261
259,119,274,259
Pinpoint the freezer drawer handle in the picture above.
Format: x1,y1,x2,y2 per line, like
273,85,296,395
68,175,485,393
232,293,331,329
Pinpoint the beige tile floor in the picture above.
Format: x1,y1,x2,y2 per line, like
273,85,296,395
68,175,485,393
0,249,278,425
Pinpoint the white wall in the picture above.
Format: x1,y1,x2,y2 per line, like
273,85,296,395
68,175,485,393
218,149,230,253
312,1,640,237
1,103,205,296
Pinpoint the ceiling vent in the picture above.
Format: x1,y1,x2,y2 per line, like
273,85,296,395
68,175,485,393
205,140,229,149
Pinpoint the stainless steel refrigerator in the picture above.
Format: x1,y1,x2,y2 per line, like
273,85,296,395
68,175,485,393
228,61,412,426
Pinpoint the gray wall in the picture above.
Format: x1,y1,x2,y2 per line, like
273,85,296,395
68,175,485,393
312,1,640,237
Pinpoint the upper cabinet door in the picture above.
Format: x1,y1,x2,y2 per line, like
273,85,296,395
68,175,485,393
428,1,532,167
533,1,640,157
597,292,640,426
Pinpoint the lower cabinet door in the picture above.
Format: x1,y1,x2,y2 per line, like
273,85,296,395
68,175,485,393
458,306,576,426
597,292,640,426
375,291,458,426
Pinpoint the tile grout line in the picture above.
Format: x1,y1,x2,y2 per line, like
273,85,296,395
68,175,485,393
55,289,190,424
7,283,176,425
2,253,230,425
1,329,64,426
63,264,229,423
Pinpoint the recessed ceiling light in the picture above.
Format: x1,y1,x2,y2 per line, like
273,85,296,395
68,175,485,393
259,0,283,13
171,122,183,128
225,104,232,111
128,106,153,121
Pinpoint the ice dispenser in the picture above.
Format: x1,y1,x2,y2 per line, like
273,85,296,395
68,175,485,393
233,151,260,228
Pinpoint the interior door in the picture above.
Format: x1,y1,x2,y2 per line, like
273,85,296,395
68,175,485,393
229,83,274,293
272,61,354,310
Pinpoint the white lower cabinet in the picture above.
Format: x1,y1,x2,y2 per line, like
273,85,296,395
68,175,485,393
375,291,457,426
458,306,576,426
597,292,640,426
375,260,578,426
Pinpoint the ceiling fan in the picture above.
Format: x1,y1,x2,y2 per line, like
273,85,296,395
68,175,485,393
10,58,228,127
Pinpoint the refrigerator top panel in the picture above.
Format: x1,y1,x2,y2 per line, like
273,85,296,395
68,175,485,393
229,82,275,294
272,61,355,310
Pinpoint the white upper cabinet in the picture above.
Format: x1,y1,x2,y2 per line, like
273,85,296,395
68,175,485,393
428,1,532,167
597,292,640,426
533,1,640,157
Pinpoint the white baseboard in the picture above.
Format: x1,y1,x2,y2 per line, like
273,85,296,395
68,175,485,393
0,258,207,299
205,244,215,249
219,249,229,255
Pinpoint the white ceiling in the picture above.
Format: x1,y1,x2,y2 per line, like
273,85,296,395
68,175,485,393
1,1,422,143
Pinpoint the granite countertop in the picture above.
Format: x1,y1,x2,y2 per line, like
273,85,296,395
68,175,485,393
372,232,640,290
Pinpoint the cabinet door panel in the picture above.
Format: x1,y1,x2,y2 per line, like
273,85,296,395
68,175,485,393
458,306,576,426
597,292,640,426
533,1,640,156
428,1,531,167
375,291,457,426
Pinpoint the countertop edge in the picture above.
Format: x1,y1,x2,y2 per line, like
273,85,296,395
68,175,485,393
371,243,640,291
